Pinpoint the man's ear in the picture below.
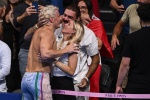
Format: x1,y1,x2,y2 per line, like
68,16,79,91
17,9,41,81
49,17,54,23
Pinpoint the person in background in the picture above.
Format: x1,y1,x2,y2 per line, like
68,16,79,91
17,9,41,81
0,16,11,93
110,0,137,93
116,4,150,98
77,0,113,100
2,0,22,92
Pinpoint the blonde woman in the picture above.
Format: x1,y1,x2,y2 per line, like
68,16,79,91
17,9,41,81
51,20,84,100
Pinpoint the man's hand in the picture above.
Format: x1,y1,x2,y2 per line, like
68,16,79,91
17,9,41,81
116,5,125,13
38,53,56,63
78,78,88,90
64,42,79,53
38,14,49,28
111,35,120,50
115,86,123,93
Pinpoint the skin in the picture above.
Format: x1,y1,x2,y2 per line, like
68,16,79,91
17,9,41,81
110,0,125,13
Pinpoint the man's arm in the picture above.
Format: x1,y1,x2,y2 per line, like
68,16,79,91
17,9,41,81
40,29,78,60
110,0,125,13
86,54,100,79
116,57,130,93
16,6,37,24
24,17,49,40
78,54,99,88
111,20,125,50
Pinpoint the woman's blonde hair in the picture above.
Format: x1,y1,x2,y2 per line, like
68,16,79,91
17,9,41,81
39,5,58,21
69,20,84,44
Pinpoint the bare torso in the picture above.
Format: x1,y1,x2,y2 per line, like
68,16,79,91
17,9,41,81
26,26,57,73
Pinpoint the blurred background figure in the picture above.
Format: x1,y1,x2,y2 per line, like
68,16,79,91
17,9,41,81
116,3,150,97
2,0,22,92
0,13,11,92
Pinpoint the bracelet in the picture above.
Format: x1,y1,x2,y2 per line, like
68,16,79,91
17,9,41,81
33,24,39,30
84,76,89,83
35,24,39,29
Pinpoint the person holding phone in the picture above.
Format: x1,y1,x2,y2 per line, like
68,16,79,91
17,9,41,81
13,0,48,77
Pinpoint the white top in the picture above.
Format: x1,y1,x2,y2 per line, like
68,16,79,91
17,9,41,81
52,40,71,77
0,40,11,92
54,25,99,84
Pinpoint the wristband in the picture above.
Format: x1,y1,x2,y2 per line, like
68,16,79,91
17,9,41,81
84,76,89,83
33,24,39,30
35,24,39,29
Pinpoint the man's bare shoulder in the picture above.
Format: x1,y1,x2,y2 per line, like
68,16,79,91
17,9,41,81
37,26,54,38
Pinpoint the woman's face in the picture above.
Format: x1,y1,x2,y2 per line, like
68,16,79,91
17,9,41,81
78,1,88,14
9,0,19,4
62,20,75,35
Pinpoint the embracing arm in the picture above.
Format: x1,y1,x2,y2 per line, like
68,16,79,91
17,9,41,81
54,53,78,76
116,57,130,93
40,30,78,60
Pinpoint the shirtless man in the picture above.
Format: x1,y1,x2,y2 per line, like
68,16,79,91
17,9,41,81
21,5,78,100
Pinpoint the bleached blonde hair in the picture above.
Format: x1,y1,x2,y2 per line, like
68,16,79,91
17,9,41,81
69,20,84,44
39,5,59,21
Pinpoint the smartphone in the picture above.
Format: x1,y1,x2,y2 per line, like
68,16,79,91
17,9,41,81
32,0,38,12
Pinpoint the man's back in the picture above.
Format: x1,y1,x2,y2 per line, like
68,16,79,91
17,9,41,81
26,26,56,73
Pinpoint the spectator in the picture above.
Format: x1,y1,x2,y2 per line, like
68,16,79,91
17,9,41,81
116,3,150,97
2,0,22,92
0,19,11,92
77,0,113,100
110,0,139,92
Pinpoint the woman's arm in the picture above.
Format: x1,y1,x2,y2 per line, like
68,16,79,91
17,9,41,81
54,53,78,76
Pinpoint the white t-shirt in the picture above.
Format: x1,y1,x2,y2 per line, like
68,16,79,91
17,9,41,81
0,40,11,92
54,25,99,84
